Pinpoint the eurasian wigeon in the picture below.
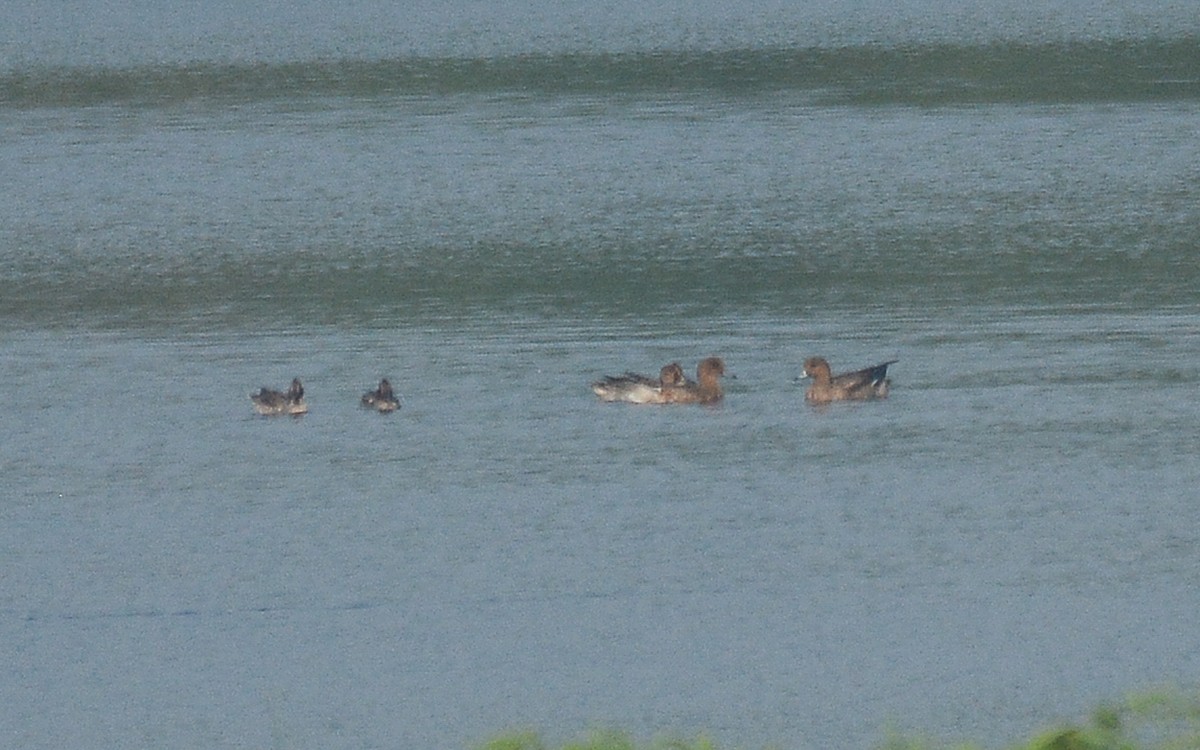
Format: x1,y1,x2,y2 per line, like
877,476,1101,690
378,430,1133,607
592,362,687,404
801,357,896,404
361,378,401,412
662,357,727,405
250,378,308,416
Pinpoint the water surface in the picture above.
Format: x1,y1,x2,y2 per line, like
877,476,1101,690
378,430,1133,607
3,2,1199,748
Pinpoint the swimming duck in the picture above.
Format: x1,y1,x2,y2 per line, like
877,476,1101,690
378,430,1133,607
361,378,401,412
662,357,727,405
801,357,896,404
250,378,308,416
592,362,687,404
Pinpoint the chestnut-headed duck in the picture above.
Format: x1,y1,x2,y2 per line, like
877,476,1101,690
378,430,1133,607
361,378,401,412
251,378,308,416
592,362,687,404
801,357,896,404
663,357,727,405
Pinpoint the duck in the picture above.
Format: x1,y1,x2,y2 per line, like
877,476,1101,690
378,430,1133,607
801,357,896,404
662,357,727,405
250,378,308,416
361,378,401,412
592,362,687,404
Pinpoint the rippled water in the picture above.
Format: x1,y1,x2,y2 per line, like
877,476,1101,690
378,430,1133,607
3,1,1199,748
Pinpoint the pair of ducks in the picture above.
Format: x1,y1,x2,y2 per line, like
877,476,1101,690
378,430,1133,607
250,378,400,416
592,356,729,405
592,357,896,405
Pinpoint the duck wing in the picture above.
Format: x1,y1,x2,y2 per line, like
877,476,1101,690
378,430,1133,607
831,360,897,389
251,388,284,407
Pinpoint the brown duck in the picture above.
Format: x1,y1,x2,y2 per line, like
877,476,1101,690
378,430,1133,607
801,357,896,404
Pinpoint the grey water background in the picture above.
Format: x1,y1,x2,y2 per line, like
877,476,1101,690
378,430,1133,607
3,1,1200,748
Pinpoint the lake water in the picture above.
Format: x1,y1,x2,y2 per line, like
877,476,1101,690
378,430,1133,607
3,2,1199,748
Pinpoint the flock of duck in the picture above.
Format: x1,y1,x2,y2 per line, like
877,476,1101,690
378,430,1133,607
592,356,897,405
249,357,897,416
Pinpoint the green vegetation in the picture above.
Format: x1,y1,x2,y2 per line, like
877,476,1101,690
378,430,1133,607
477,689,1200,750
477,729,723,750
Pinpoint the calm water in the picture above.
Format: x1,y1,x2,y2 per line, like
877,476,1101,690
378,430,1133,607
3,2,1200,749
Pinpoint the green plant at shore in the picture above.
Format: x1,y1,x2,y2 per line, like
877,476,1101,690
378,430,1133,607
1017,688,1200,750
478,728,722,750
477,688,1200,750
